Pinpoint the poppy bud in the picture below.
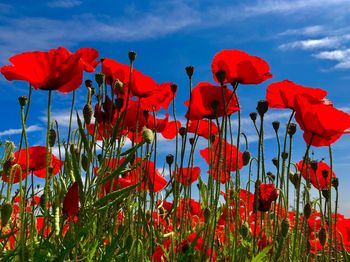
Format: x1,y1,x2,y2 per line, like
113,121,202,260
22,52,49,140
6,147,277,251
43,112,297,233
142,127,154,144
95,73,105,85
256,100,269,117
321,169,328,179
18,96,28,107
48,129,56,147
242,151,251,166
128,51,136,63
185,65,194,78
211,100,219,113
81,154,89,172
304,202,312,219
249,112,257,122
240,222,250,239
85,80,93,88
322,189,330,201
287,123,297,136
310,160,318,173
170,84,178,93
113,79,124,94
272,157,279,167
166,154,174,166
281,218,290,238
115,98,124,111
267,172,275,181
332,177,339,189
318,227,327,246
1,202,13,227
204,207,211,223
189,137,195,145
215,70,226,85
281,152,288,160
272,121,280,132
179,127,187,137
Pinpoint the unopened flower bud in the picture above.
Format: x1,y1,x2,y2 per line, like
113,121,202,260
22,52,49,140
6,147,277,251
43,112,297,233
272,121,280,132
95,73,105,85
115,98,124,111
179,127,187,137
215,70,226,84
142,127,154,144
128,51,136,63
304,202,312,219
113,79,124,94
242,151,251,166
85,80,93,88
170,84,178,93
332,178,339,189
18,96,28,107
249,112,257,122
1,202,13,227
281,218,290,238
272,157,279,167
256,100,269,117
83,104,93,124
81,154,89,172
318,227,327,246
166,154,174,166
240,222,250,239
287,123,297,136
185,66,194,78
48,129,56,147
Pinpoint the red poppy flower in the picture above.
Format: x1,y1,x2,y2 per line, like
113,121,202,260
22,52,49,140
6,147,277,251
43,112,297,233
36,216,51,238
200,138,243,183
101,58,160,98
2,146,63,183
1,47,99,93
63,182,80,221
211,50,272,85
187,119,219,139
266,80,327,110
256,183,278,212
184,82,240,120
140,82,176,111
294,94,350,147
296,161,336,190
174,167,200,186
221,189,254,213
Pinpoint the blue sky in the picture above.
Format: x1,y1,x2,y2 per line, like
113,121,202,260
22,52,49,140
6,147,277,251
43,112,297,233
1,0,350,214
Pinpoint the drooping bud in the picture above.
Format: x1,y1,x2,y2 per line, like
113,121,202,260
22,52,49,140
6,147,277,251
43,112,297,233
322,189,330,201
142,127,154,144
287,123,297,136
113,79,124,94
185,66,194,78
95,73,105,85
256,100,269,117
128,51,136,63
170,84,178,93
281,218,290,238
242,151,251,166
272,157,279,167
267,172,275,181
249,112,257,122
48,129,56,147
272,121,280,132
332,177,339,189
83,104,93,124
1,202,13,227
166,154,174,166
179,127,187,137
18,96,28,107
85,80,93,88
81,154,89,172
215,70,226,85
281,152,288,160
304,202,312,219
318,227,327,246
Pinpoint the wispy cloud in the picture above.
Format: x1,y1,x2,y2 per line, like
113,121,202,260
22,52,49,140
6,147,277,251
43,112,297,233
0,125,42,136
279,37,341,50
47,0,82,8
313,49,350,69
279,25,325,37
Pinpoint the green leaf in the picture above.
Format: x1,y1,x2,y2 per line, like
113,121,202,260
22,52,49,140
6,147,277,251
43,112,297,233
252,244,272,262
94,184,137,208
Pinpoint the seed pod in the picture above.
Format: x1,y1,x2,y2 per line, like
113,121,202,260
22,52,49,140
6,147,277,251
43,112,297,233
304,202,312,219
18,96,28,107
179,127,187,137
48,129,56,147
1,202,13,227
332,178,339,189
318,227,327,246
287,123,297,136
281,218,290,238
256,100,268,117
189,137,195,145
281,152,288,160
113,79,124,94
267,172,275,181
85,80,93,88
185,65,194,78
322,189,330,201
81,154,89,172
242,151,251,166
128,51,136,63
83,104,93,124
272,121,280,132
95,73,105,85
166,154,174,166
142,127,154,144
170,84,178,93
249,112,257,122
272,157,279,167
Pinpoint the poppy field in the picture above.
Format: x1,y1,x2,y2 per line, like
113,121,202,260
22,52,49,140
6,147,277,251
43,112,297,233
1,47,350,261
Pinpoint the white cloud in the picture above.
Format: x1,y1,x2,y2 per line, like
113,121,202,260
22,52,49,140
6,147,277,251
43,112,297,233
279,37,341,50
313,49,350,69
47,0,82,8
279,25,325,37
0,125,42,136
